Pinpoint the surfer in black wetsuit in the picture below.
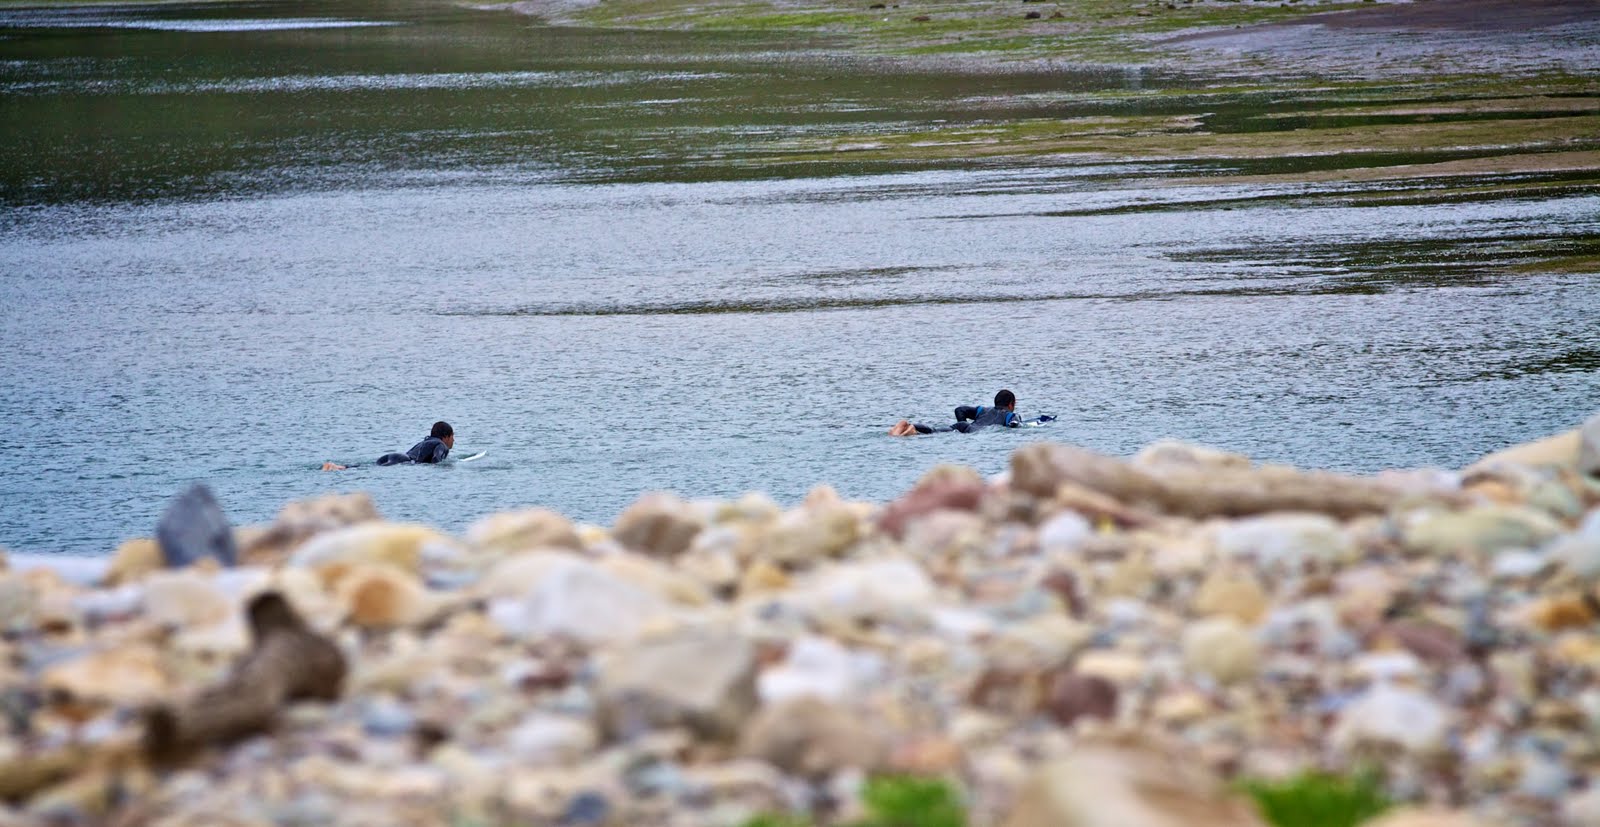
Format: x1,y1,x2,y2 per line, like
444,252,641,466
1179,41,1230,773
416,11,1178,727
889,389,1037,436
321,421,454,471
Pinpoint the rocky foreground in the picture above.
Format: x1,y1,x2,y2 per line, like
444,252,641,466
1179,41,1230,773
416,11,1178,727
3,417,1600,827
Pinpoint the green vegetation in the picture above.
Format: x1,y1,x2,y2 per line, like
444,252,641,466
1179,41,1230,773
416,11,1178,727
1240,771,1392,827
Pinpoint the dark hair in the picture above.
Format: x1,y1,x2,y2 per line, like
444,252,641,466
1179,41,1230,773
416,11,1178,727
431,421,454,439
995,389,1015,409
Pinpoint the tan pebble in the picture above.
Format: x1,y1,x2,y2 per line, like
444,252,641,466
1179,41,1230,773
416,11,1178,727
105,537,163,585
1552,634,1600,668
338,564,436,628
762,504,860,565
888,735,964,774
1363,808,1487,827
1182,617,1259,684
1152,689,1213,725
600,552,712,606
1528,594,1598,632
1003,734,1268,827
465,508,581,555
740,697,888,778
1149,537,1212,576
1074,650,1147,685
142,570,234,628
613,492,704,558
42,645,172,706
291,522,457,573
1103,555,1154,597
1191,567,1268,623
738,559,790,597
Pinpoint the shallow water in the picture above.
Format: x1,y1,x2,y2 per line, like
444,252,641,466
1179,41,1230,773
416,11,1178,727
2,0,1597,554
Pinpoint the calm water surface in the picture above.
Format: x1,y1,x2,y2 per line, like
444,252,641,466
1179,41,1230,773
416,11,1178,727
2,0,1597,553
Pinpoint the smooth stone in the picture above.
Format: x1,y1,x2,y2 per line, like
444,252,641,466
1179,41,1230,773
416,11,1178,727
1550,508,1600,578
361,694,416,737
141,570,234,629
599,552,712,606
106,538,163,585
1182,617,1260,685
739,697,888,779
1583,411,1600,475
41,645,172,706
758,636,883,705
1213,513,1352,569
488,556,674,645
598,632,757,741
1042,671,1118,727
337,564,437,628
465,508,581,555
1469,428,1582,472
762,504,860,566
1402,506,1563,557
1191,567,1268,623
0,576,36,632
612,492,703,558
291,522,459,573
156,484,237,568
1037,511,1092,554
791,558,936,626
1074,650,1148,685
1003,736,1268,827
1363,809,1487,827
1333,683,1451,754
878,477,985,540
507,713,599,767
1563,786,1600,826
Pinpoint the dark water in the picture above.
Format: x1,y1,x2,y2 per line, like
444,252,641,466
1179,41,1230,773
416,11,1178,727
2,0,1597,554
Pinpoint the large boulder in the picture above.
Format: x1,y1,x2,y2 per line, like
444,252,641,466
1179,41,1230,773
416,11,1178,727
156,485,236,568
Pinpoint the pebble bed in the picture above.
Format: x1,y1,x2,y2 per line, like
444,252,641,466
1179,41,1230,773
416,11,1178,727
2,417,1599,827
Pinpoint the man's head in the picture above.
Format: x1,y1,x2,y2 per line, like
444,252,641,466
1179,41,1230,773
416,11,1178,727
994,389,1016,411
431,420,455,449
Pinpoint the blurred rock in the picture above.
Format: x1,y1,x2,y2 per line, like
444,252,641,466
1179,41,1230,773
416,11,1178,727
613,492,704,558
466,508,581,556
598,632,757,741
106,538,163,585
156,484,237,568
740,697,888,778
1182,617,1259,684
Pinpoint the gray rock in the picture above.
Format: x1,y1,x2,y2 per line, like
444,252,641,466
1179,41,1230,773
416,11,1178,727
598,632,758,742
156,485,236,568
1583,412,1600,477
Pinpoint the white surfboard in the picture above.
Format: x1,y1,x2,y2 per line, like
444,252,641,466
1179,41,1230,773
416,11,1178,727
459,450,487,462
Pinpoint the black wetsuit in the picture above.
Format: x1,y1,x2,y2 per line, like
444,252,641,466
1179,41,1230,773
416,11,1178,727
913,404,1023,434
376,435,450,466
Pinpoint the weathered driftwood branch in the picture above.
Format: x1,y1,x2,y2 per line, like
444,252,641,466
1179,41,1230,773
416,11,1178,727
143,592,346,766
1012,443,1424,520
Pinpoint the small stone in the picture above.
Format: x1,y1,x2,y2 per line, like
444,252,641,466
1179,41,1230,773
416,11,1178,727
1003,736,1268,827
1042,671,1117,726
1152,689,1212,725
888,735,964,774
740,697,888,778
598,632,758,741
1191,567,1268,623
466,508,581,556
1527,594,1597,632
1074,650,1147,685
41,645,172,706
1381,619,1464,664
1563,786,1600,826
156,484,237,568
1333,683,1451,754
560,791,611,826
1214,513,1352,569
759,635,882,704
1582,412,1600,475
1363,809,1487,827
878,474,985,539
106,538,163,585
507,713,598,767
291,522,459,573
1550,508,1600,578
738,559,790,597
141,570,233,628
1182,617,1259,684
612,492,704,559
489,555,675,644
337,564,437,628
600,551,712,606
0,576,37,632
1402,506,1562,557
762,503,860,565
1037,511,1092,554
791,558,936,626
361,694,416,736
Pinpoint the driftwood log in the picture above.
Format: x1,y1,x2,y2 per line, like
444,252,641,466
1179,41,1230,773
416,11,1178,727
1011,443,1436,520
142,591,346,766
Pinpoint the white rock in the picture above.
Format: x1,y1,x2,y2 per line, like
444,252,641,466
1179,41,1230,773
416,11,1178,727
1213,513,1352,569
506,714,598,767
790,558,936,626
757,636,884,704
1333,684,1452,754
1352,651,1423,682
1037,512,1092,554
488,556,674,645
1550,508,1600,578
1181,617,1259,685
142,570,234,628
